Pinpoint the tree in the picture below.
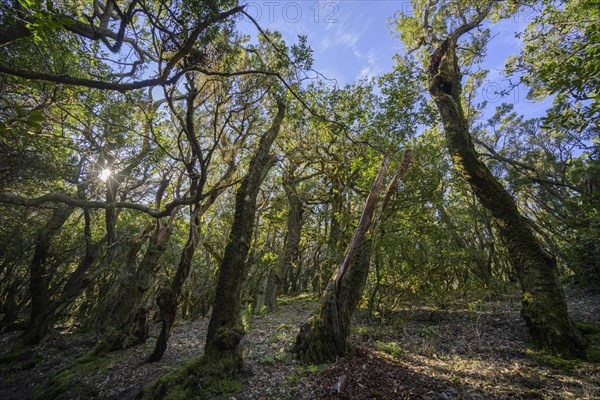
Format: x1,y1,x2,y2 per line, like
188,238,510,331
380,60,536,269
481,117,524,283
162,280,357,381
294,150,412,363
504,0,600,287
396,0,586,358
203,94,286,369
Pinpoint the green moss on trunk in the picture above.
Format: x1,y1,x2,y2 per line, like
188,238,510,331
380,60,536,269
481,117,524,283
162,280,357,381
428,38,586,359
140,356,242,400
293,239,373,363
203,98,285,368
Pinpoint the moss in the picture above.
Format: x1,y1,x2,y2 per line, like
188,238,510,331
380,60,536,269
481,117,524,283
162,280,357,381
293,315,341,364
573,321,600,335
278,292,318,306
32,351,115,399
587,345,600,363
374,341,403,358
525,349,584,372
572,321,600,363
33,367,76,400
241,304,253,332
274,333,290,343
276,323,294,331
141,356,242,400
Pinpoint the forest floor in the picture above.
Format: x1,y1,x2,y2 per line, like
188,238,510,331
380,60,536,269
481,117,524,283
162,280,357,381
1,287,599,399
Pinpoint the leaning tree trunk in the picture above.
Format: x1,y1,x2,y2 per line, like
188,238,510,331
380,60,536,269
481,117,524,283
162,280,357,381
148,206,202,362
428,37,586,358
22,210,103,345
202,97,286,370
293,153,411,363
321,177,345,292
90,224,154,326
23,238,104,345
28,204,74,337
92,218,173,353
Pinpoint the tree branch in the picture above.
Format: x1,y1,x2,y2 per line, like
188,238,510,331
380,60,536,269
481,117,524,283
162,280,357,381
0,6,245,92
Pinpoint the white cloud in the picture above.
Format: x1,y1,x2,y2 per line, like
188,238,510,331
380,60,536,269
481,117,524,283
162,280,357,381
359,50,382,79
319,30,362,51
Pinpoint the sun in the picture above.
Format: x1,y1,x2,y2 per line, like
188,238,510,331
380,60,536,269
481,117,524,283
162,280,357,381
99,168,111,182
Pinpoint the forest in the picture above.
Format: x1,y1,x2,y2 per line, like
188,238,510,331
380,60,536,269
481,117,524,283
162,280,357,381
0,0,598,399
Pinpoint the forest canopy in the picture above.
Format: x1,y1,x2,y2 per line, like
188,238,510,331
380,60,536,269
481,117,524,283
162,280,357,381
0,0,598,399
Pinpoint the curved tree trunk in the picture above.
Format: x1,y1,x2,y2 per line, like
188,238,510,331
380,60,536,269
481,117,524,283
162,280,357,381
428,37,586,358
23,237,104,345
203,97,286,370
28,204,75,335
148,206,201,362
294,237,374,363
92,219,173,353
22,210,104,345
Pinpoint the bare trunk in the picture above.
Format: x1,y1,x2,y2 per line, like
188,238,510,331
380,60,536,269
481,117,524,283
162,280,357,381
294,153,409,363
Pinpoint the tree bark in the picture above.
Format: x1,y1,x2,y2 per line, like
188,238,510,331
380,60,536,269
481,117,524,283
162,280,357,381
148,206,201,362
428,37,586,358
265,174,303,311
293,153,403,363
203,97,286,370
93,219,173,352
28,205,74,332
321,177,344,292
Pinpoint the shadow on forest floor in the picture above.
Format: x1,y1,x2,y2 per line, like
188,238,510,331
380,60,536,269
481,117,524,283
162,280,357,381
1,288,599,399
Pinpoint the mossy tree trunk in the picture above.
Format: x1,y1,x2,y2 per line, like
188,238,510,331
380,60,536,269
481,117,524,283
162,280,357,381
92,218,173,353
428,36,586,358
148,205,202,362
147,81,241,362
0,280,22,330
203,97,286,370
28,204,74,337
294,237,374,363
294,154,401,363
265,171,303,311
23,210,104,345
321,176,345,292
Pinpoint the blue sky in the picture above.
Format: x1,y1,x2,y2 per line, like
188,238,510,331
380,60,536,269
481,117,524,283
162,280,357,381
240,1,400,83
238,0,552,119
